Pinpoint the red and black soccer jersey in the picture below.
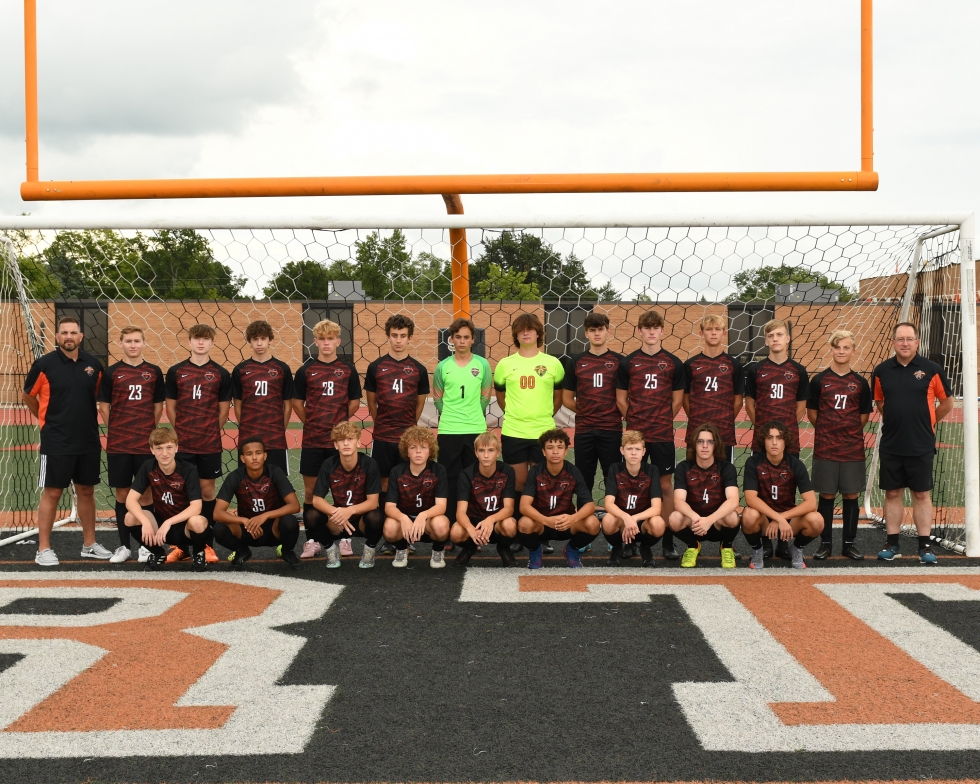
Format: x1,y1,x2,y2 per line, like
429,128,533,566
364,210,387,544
386,461,449,516
808,369,873,462
605,461,662,513
98,361,166,454
231,358,294,450
743,453,812,513
563,350,623,432
522,460,592,516
313,452,382,507
165,359,233,454
744,358,810,453
674,459,738,516
294,358,361,449
616,348,686,443
871,354,953,457
458,461,516,522
684,353,744,447
217,464,295,518
24,348,103,455
131,458,202,520
365,355,430,443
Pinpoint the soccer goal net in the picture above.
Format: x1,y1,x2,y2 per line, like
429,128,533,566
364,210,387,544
1,216,976,553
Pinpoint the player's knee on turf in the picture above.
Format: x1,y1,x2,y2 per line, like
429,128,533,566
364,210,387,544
718,511,740,529
187,514,209,534
75,484,95,498
668,510,688,532
578,514,600,536
741,507,763,533
518,515,541,535
801,510,824,537
642,515,666,537
601,514,623,536
383,517,402,541
450,522,469,544
428,515,450,540
497,516,517,538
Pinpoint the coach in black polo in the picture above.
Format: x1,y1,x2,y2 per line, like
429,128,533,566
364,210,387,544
22,316,113,566
871,321,953,564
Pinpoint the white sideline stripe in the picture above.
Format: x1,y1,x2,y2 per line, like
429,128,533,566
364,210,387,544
0,573,343,758
817,582,980,701
0,587,187,627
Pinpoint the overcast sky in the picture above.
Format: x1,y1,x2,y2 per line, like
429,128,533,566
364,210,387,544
0,0,976,224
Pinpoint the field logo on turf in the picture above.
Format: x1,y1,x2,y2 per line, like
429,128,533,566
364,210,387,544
0,573,341,759
461,569,980,752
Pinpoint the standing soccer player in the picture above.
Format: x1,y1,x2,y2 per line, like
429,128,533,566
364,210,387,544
433,318,493,525
742,420,823,570
744,318,810,559
365,315,429,493
293,319,362,558
683,314,744,462
23,316,112,566
615,310,686,559
808,330,873,560
602,431,665,567
97,326,166,564
561,312,623,505
232,320,294,473
165,324,232,563
871,322,953,564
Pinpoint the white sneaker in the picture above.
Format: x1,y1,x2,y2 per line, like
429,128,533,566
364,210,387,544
324,543,341,569
430,550,446,569
35,548,59,567
81,542,113,560
392,549,409,568
138,546,151,563
339,538,354,556
109,545,131,564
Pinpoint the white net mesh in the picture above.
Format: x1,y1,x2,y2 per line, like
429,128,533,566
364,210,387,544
0,222,970,550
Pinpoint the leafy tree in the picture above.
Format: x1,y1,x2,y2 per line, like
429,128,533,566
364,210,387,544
263,260,335,300
354,229,415,300
475,263,540,300
724,264,855,303
131,229,244,299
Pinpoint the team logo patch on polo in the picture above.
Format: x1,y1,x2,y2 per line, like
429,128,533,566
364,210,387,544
914,370,927,379
0,573,339,758
84,366,94,376
535,365,548,376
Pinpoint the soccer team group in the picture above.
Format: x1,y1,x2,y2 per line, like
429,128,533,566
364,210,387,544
22,308,954,571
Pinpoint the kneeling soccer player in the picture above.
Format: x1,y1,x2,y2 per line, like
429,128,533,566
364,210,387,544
603,430,666,568
307,421,383,569
124,426,211,570
518,428,600,569
213,437,302,569
669,423,740,568
450,431,518,567
382,426,451,569
741,420,823,570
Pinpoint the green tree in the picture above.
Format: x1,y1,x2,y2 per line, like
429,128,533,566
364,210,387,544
475,263,541,300
354,229,414,300
131,229,244,299
263,260,335,299
724,264,855,303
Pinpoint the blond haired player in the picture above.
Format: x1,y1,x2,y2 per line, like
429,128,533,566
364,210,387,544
602,431,665,568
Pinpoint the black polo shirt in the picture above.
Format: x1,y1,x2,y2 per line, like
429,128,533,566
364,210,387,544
871,354,952,457
23,348,103,455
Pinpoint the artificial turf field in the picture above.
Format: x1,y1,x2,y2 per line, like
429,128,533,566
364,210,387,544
2,530,980,784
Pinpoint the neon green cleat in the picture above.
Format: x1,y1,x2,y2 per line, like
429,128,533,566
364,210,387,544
680,542,701,568
227,551,236,563
720,546,736,569
276,544,283,557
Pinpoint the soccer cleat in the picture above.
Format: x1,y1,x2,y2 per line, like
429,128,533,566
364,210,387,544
607,545,623,567
109,545,131,564
564,543,583,568
527,545,543,570
392,548,409,568
81,542,113,560
430,550,446,569
842,543,865,560
813,542,832,560
144,551,167,570
377,541,396,555
166,547,188,564
204,545,219,564
788,541,807,569
35,548,59,567
324,543,341,569
339,538,354,556
776,540,792,560
408,542,416,553
749,546,764,570
621,543,636,559
762,539,774,559
877,543,901,561
276,544,282,557
138,546,151,563
510,541,523,553
662,545,679,561
454,546,475,567
231,546,252,570
280,548,300,569
919,547,938,565
640,545,655,568
191,548,207,572
542,542,554,555
496,542,516,567
720,547,737,569
680,542,701,568
359,544,377,569
300,540,321,559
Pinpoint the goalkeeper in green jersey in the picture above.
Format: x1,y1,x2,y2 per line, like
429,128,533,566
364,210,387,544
433,318,493,524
